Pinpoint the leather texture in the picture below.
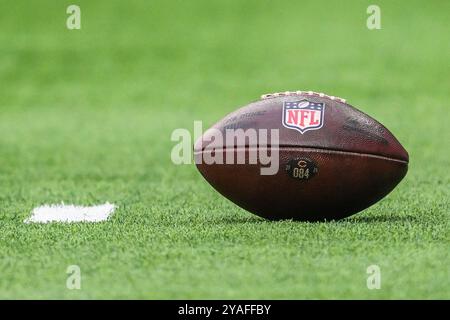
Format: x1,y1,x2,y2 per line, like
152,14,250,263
195,93,409,162
194,92,409,221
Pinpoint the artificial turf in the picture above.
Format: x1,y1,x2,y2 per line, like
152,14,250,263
0,0,448,299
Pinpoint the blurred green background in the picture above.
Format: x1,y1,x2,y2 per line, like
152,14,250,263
0,0,448,298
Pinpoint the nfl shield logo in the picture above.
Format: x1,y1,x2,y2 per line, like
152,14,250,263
282,100,325,134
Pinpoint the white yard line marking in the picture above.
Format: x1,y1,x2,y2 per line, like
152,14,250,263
24,202,117,223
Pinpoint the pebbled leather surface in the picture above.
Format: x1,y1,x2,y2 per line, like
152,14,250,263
195,93,409,162
194,92,409,221
196,148,408,221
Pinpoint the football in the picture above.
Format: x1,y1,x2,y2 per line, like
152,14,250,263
194,91,409,221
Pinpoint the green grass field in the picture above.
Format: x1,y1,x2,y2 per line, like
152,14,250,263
0,0,449,299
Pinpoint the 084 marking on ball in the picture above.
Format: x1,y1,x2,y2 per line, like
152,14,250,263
285,158,319,181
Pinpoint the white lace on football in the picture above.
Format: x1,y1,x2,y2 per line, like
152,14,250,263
261,90,346,103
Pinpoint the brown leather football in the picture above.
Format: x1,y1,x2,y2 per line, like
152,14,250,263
194,91,409,221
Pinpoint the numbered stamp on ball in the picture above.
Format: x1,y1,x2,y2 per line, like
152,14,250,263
285,158,318,181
